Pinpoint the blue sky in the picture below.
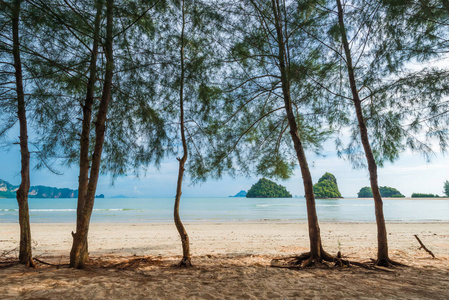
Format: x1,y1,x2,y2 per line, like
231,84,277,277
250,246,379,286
1,140,448,198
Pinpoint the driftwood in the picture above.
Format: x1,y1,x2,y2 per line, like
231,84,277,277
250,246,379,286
414,234,435,258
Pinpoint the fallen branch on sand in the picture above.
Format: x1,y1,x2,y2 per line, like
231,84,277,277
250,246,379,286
34,258,69,267
90,256,163,270
414,235,435,258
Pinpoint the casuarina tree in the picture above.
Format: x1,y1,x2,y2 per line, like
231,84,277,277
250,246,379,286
11,0,35,268
205,0,340,267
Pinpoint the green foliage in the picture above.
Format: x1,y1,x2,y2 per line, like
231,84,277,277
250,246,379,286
357,186,405,198
357,187,373,198
313,173,342,198
444,180,449,197
192,0,334,182
411,193,439,198
246,178,292,198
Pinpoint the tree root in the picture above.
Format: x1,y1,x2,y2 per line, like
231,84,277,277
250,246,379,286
177,257,193,268
271,251,350,269
26,257,37,269
271,251,408,271
373,258,406,268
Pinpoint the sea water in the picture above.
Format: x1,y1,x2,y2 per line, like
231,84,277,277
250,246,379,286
0,197,448,223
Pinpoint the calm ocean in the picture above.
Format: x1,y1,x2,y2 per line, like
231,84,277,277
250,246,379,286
0,197,448,223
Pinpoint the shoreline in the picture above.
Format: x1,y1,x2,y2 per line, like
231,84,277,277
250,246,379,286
2,220,449,224
2,222,448,299
2,196,449,199
1,222,448,258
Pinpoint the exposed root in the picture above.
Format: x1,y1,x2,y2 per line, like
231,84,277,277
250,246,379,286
271,251,350,269
26,258,37,269
374,258,407,268
177,257,193,268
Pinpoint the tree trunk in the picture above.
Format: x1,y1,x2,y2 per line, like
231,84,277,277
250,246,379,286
271,0,323,260
70,0,103,267
336,0,390,265
12,0,35,268
70,0,113,269
173,0,191,267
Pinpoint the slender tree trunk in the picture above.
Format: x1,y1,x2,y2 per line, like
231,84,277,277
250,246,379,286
70,0,113,269
12,0,35,268
173,0,191,267
271,0,323,261
336,0,390,265
70,0,103,267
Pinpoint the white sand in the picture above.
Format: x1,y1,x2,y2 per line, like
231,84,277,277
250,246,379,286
1,222,448,299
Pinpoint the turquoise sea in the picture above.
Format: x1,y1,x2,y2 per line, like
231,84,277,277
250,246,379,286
1,197,449,223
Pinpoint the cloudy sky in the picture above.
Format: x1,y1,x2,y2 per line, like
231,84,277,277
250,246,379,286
1,138,448,198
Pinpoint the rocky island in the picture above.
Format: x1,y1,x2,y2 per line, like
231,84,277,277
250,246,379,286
313,173,342,199
358,186,405,198
0,179,78,198
229,190,247,197
246,178,292,198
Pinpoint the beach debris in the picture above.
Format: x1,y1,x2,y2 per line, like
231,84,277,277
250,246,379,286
0,248,20,268
414,235,436,258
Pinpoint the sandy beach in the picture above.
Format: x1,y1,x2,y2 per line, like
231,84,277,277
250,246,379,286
1,222,448,299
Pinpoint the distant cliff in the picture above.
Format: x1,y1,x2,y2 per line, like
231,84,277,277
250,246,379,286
0,179,78,198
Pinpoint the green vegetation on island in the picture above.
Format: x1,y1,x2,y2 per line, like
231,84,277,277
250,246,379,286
313,173,342,199
411,193,440,198
358,186,405,198
444,181,449,197
246,179,292,198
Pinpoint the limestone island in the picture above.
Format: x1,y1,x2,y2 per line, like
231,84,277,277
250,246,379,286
229,190,247,197
246,178,292,198
313,172,342,199
358,186,405,198
0,179,78,199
